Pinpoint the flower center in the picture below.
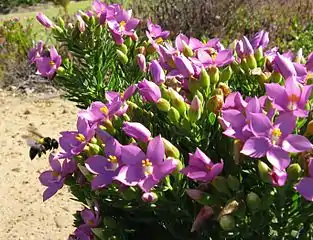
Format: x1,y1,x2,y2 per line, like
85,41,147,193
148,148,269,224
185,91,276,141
105,155,119,171
120,20,126,30
155,37,163,44
100,105,109,115
75,133,85,142
49,60,55,66
206,47,217,60
271,128,282,144
287,94,299,111
142,158,153,176
52,171,60,177
168,58,176,68
87,220,94,226
206,164,212,171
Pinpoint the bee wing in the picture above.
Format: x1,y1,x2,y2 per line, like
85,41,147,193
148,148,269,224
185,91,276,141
26,138,37,147
27,125,44,138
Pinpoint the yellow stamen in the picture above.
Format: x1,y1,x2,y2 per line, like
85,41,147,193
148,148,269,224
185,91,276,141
142,159,153,176
120,20,126,30
87,220,94,226
100,106,109,115
108,155,118,163
206,165,212,171
168,58,176,68
271,128,282,144
49,61,55,66
75,133,85,142
120,92,125,99
52,171,59,177
105,155,119,171
155,37,163,44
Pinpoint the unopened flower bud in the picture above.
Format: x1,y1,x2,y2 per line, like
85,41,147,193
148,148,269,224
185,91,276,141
103,119,116,135
234,139,243,164
162,138,180,158
52,26,64,35
136,54,147,72
258,160,271,183
246,192,261,212
57,16,65,29
124,36,133,48
168,107,180,123
211,176,230,195
57,66,65,76
208,66,219,86
191,206,214,232
136,46,146,55
168,88,187,114
160,84,171,100
199,67,210,90
95,25,102,36
156,98,171,112
182,41,193,57
117,44,128,55
257,72,270,86
90,137,98,144
269,71,282,83
142,192,158,203
247,54,257,69
188,95,202,123
304,120,313,136
219,215,235,231
88,143,101,155
227,175,240,191
188,78,201,93
220,66,233,82
88,16,96,26
116,49,128,64
218,82,231,97
186,189,204,201
254,47,263,62
287,163,302,181
208,94,224,114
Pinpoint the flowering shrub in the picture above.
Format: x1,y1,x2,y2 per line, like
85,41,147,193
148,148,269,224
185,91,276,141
0,17,35,81
30,1,313,239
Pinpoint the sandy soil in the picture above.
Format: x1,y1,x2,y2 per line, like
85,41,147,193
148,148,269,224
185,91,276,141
0,90,82,240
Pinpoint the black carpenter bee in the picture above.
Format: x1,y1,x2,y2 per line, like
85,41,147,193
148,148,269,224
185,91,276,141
23,126,59,160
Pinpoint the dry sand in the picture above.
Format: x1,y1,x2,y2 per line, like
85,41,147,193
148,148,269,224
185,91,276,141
0,90,82,240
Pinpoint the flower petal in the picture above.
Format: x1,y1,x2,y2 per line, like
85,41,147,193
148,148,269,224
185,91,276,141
147,135,165,165
249,113,272,137
114,165,144,186
266,146,290,170
91,173,116,190
138,176,158,192
295,177,313,201
48,154,61,172
43,184,61,201
153,158,178,180
282,134,313,153
180,166,207,181
85,155,108,174
241,137,270,158
121,144,146,165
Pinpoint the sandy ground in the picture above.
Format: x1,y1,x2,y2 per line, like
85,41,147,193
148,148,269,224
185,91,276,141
0,90,82,240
